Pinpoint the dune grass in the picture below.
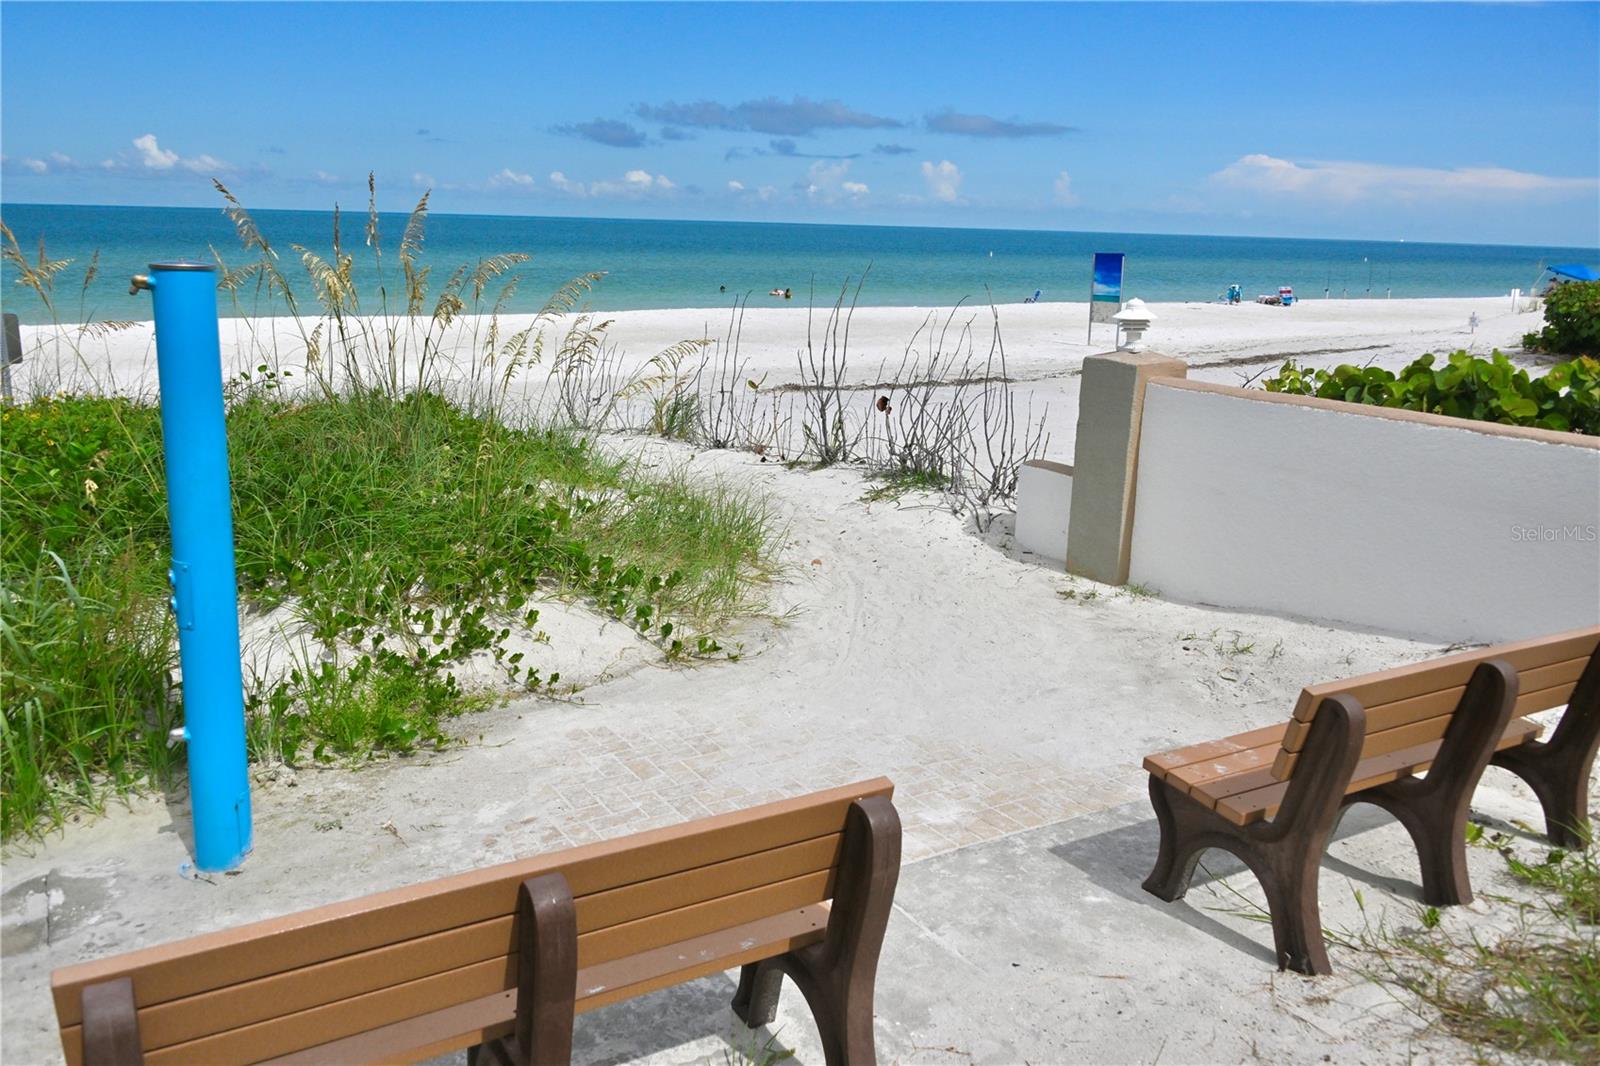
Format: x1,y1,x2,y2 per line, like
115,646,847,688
0,385,776,840
1354,826,1600,1063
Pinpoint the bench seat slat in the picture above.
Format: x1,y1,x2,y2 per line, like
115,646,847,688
64,834,844,1057
1210,717,1542,826
1288,628,1600,723
1163,742,1281,794
1183,764,1281,809
1141,724,1287,780
51,778,891,1030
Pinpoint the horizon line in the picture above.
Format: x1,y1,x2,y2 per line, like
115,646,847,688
3,198,1596,255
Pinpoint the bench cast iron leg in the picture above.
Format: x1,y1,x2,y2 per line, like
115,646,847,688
1142,695,1366,976
732,959,785,1028
1142,775,1209,902
473,872,577,1066
1349,660,1517,905
1141,775,1252,904
80,976,144,1066
731,795,901,1066
1491,645,1600,848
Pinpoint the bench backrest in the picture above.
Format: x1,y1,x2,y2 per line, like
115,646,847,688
51,777,894,1066
1271,626,1600,781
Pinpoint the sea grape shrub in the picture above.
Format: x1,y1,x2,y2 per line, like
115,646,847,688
1523,280,1600,356
1262,350,1598,434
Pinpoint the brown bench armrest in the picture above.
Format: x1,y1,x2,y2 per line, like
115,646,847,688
81,978,142,1066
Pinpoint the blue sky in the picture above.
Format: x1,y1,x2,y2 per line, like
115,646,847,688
2,2,1597,246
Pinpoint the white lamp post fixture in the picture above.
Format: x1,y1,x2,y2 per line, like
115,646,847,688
1113,298,1156,352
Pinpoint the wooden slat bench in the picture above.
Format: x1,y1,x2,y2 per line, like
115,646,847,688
51,778,900,1066
1140,625,1600,975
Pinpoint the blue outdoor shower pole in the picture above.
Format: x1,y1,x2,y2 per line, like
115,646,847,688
132,262,253,872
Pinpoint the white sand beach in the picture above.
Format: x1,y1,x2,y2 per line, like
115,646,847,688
15,294,1543,468
18,292,1537,411
2,295,1586,1064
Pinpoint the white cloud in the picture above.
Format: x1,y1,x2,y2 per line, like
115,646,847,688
921,159,962,203
602,169,674,195
549,170,585,196
312,170,340,184
1053,170,1079,206
489,167,536,189
413,172,435,188
727,179,745,192
130,133,230,174
800,160,868,203
12,139,235,178
550,168,678,199
133,133,179,170
11,151,84,175
1212,153,1598,202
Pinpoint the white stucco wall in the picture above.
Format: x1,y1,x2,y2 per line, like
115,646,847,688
1015,460,1073,566
1128,381,1600,643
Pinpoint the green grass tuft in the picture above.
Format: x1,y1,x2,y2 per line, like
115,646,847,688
1354,826,1600,1063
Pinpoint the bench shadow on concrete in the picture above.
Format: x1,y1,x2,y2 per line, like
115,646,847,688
429,974,796,1066
1048,804,1458,967
571,973,795,1066
1047,814,1278,966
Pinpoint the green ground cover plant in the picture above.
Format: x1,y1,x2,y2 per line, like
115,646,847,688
1261,350,1599,434
1524,280,1600,357
1,377,774,843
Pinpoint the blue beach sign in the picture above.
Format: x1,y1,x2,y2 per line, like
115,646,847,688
1088,252,1126,342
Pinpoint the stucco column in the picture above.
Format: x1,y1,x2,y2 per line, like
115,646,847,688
1065,350,1188,584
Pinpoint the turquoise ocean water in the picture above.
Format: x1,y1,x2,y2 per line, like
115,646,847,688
2,202,1595,325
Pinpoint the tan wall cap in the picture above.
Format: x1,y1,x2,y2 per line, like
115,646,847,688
1151,378,1600,450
